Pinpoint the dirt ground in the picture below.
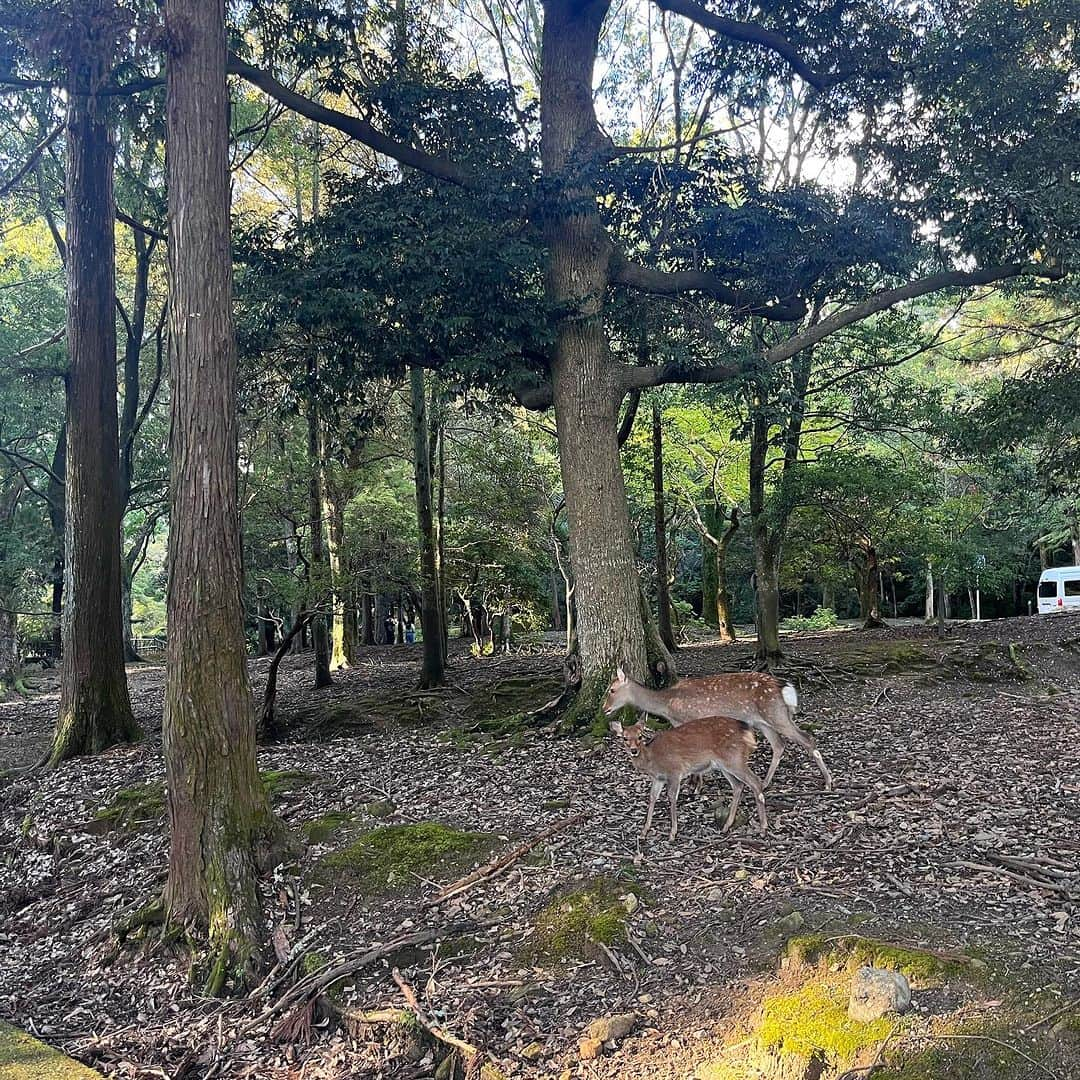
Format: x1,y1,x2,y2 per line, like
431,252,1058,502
1,616,1078,1080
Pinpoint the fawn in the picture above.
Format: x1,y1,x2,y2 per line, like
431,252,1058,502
609,716,768,840
603,666,833,790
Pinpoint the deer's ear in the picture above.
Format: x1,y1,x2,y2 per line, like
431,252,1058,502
615,665,626,682
609,721,623,736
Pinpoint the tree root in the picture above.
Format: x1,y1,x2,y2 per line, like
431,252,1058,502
113,897,166,944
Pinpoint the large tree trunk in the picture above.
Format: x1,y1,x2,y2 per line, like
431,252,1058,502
47,424,66,656
49,6,139,766
651,402,676,652
325,488,350,670
0,482,21,693
542,0,671,718
856,545,886,629
306,399,332,688
748,406,782,667
0,607,18,694
162,0,277,991
715,507,740,643
410,366,444,688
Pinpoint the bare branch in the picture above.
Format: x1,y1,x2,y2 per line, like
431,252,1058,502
652,0,848,91
228,55,472,188
763,263,1061,365
0,122,63,198
609,249,808,321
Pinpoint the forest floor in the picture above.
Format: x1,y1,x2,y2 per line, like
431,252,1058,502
1,616,1078,1080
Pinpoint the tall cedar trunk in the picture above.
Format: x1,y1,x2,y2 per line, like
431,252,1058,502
822,582,834,611
342,586,359,661
749,407,782,665
47,424,66,655
0,607,18,692
306,400,332,688
283,513,303,652
429,380,448,664
0,482,20,690
162,0,276,987
49,6,139,766
542,0,670,706
935,568,947,638
121,564,139,661
326,489,349,670
410,366,444,688
651,402,676,652
361,586,375,646
715,508,740,642
925,566,935,621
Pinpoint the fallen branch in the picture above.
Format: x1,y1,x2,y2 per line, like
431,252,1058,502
424,812,587,908
391,967,485,1068
950,860,1077,897
236,924,484,1039
905,1032,1062,1080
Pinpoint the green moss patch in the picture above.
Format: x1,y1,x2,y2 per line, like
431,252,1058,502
786,934,983,984
92,782,165,830
322,822,492,894
528,877,638,962
260,769,313,797
759,978,893,1061
303,812,354,844
0,1021,102,1078
871,1014,1072,1079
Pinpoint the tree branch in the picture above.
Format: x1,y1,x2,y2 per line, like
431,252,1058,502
0,122,63,198
763,263,1061,365
609,249,808,321
620,359,742,393
227,55,471,188
652,0,847,91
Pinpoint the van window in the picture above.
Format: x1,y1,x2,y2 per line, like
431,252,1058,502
1039,580,1059,598
1066,580,1080,597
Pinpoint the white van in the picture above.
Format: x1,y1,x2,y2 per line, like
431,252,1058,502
1037,566,1080,613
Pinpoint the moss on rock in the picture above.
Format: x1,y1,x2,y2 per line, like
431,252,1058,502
303,812,354,844
93,782,165,830
528,877,637,962
322,822,491,894
759,978,893,1061
786,934,982,984
260,769,313,797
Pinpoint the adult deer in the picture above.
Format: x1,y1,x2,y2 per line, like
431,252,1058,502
609,716,767,839
603,667,833,790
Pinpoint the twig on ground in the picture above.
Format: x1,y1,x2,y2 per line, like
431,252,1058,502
424,812,587,907
391,966,487,1071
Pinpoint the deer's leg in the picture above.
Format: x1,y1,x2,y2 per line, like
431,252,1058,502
716,767,744,832
760,725,785,789
643,779,663,836
768,700,834,790
667,776,683,840
729,764,768,833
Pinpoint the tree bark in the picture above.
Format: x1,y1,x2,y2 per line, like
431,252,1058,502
0,481,21,692
48,4,139,766
542,0,672,715
924,565,935,622
411,366,444,688
162,0,277,990
748,405,782,666
715,507,740,642
306,398,332,688
651,401,676,652
325,484,349,670
856,544,886,628
47,423,66,656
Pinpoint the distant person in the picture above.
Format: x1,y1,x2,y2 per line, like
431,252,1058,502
405,620,416,644
383,614,395,643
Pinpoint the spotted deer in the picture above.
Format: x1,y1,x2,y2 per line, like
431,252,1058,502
603,667,833,790
609,716,767,839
